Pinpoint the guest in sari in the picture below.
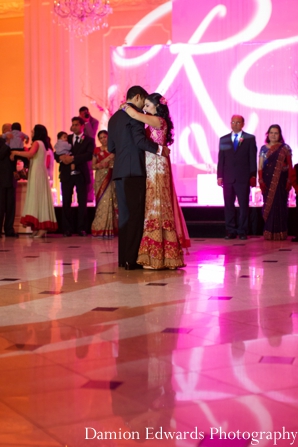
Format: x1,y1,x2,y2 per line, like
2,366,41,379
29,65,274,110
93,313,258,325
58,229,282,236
91,130,118,238
121,93,190,269
290,163,298,242
258,124,292,240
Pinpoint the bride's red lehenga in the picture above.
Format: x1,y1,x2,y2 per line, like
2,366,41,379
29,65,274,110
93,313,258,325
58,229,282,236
137,117,190,269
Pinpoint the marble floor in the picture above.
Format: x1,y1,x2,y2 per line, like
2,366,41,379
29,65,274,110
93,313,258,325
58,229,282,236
0,234,298,447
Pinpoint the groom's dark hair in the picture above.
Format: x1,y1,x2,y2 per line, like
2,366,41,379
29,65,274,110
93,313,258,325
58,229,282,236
126,85,148,100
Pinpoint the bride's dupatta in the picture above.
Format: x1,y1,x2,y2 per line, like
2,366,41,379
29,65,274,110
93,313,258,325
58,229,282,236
263,144,288,222
168,159,191,249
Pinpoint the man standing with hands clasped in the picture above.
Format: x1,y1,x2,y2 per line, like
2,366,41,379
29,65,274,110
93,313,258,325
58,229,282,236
217,115,257,240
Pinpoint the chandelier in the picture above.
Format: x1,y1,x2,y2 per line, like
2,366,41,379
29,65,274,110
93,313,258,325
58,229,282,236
53,0,113,37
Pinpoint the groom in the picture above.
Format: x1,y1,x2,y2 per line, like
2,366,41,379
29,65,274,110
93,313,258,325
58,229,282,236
217,114,257,240
108,85,169,270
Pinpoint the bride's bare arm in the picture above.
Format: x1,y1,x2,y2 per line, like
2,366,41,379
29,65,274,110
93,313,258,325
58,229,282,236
122,104,161,129
10,141,39,160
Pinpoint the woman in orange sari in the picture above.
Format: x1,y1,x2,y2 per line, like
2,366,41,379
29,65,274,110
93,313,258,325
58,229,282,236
258,124,292,240
91,130,118,238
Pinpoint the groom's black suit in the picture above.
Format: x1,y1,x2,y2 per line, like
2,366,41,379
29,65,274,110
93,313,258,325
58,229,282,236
217,131,257,236
108,104,159,266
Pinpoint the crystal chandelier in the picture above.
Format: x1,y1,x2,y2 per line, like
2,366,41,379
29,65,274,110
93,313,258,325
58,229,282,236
53,0,113,37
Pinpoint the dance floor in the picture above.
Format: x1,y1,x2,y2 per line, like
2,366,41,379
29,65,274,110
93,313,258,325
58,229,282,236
0,235,298,447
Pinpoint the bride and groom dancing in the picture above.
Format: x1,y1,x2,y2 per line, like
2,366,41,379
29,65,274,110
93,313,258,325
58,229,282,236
108,85,190,271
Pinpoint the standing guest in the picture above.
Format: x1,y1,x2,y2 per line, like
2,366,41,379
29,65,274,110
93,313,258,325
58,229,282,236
10,125,57,238
46,137,54,187
79,106,99,139
0,123,19,238
290,163,298,242
1,122,30,169
79,106,99,203
122,93,190,269
91,130,118,238
217,115,257,240
108,85,169,270
54,131,77,175
259,124,292,240
1,122,29,148
55,117,94,237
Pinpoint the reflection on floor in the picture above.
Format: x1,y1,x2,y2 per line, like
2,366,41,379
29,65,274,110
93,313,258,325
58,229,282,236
0,235,298,447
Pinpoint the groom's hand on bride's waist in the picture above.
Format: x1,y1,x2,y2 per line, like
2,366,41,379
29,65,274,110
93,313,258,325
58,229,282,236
158,146,171,157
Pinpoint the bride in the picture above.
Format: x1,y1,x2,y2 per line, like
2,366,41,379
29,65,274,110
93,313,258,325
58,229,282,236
122,92,190,269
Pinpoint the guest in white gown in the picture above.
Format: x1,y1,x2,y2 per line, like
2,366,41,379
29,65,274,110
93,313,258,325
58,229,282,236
11,124,57,238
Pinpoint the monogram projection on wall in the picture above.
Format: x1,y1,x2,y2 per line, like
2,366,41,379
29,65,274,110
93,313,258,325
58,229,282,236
110,0,298,200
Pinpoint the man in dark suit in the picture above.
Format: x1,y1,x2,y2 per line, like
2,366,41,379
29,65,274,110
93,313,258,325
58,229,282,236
108,85,168,270
55,116,94,236
0,123,19,238
217,115,257,240
79,106,99,203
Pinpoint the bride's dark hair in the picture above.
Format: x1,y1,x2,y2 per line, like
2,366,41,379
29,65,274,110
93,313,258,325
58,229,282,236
146,93,174,146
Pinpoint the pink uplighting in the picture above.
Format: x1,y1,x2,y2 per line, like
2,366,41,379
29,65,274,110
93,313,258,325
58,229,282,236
110,0,298,201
